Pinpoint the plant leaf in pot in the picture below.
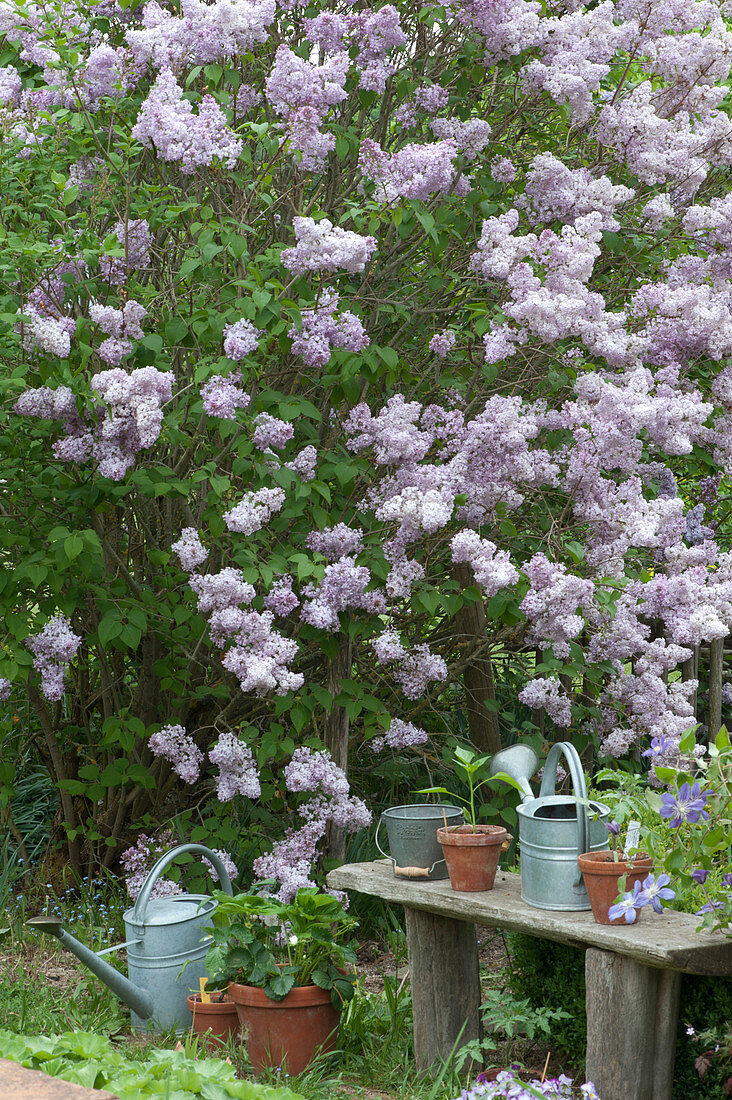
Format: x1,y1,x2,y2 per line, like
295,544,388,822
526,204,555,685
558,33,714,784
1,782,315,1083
205,886,357,1075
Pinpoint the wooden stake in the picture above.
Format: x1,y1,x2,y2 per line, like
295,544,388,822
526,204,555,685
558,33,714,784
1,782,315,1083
540,1051,551,1084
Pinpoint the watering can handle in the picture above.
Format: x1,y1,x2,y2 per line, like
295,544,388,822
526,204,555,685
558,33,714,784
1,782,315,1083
375,815,444,878
539,743,589,886
133,843,235,925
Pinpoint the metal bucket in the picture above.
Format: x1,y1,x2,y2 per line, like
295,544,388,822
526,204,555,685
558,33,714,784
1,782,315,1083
517,742,610,910
376,803,463,879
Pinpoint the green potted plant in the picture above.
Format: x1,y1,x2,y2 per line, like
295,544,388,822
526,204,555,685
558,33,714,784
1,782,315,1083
205,886,357,1075
420,745,509,892
577,819,653,925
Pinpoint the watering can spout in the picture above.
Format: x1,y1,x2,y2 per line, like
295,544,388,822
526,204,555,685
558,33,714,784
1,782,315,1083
489,744,540,802
27,915,154,1021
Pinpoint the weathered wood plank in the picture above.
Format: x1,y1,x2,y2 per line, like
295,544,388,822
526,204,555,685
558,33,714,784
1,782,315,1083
585,949,681,1100
404,907,482,1070
0,1059,116,1099
708,636,724,741
326,861,732,977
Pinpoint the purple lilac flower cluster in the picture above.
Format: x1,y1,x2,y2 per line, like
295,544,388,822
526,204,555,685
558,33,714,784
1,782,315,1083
120,831,184,901
265,46,349,169
148,723,203,783
223,487,286,535
125,0,275,68
185,566,304,697
254,748,370,901
0,678,11,700
520,554,595,659
281,216,377,275
372,630,448,700
300,556,385,630
518,677,572,727
285,445,318,481
171,528,208,572
25,614,81,701
223,318,262,360
208,732,261,801
371,719,428,753
132,69,242,173
202,848,238,884
200,373,250,419
289,290,369,368
17,306,75,357
100,219,152,285
263,574,299,616
90,299,147,366
450,530,519,597
306,524,364,561
428,329,456,358
253,413,294,452
359,137,464,203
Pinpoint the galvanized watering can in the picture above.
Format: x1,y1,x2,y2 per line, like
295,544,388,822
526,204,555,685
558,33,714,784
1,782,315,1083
376,803,463,879
28,843,233,1032
490,742,610,910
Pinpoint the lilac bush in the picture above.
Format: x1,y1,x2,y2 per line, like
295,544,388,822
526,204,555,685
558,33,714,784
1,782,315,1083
3,0,732,888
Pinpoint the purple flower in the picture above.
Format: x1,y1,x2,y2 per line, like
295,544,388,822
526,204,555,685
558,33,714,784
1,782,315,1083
691,868,710,884
659,781,710,827
723,873,732,887
608,880,646,923
642,733,675,758
697,900,724,915
638,872,676,913
606,820,621,837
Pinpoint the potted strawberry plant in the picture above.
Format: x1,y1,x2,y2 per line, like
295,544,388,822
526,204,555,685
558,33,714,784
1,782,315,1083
205,887,357,1075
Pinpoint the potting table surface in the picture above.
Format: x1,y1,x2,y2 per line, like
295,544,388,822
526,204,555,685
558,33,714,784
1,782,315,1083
327,859,732,1100
0,1059,116,1099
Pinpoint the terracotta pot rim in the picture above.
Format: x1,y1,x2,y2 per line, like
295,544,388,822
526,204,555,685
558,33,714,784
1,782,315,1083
187,992,235,1011
578,850,652,876
228,980,337,1009
437,824,507,847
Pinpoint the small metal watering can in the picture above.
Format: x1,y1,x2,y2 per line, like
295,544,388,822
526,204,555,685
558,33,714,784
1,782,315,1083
28,843,233,1032
376,804,463,879
490,742,610,910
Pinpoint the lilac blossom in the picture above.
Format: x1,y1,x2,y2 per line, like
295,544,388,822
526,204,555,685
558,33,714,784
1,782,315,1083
120,831,184,901
223,318,262,360
520,554,594,659
306,524,364,561
491,156,517,182
263,575,299,616
300,556,385,630
90,300,147,365
17,305,75,357
265,46,349,169
429,329,456,358
372,630,448,699
189,567,256,618
132,69,242,173
100,219,152,285
359,137,463,203
519,677,572,727
659,782,711,827
0,678,10,700
202,849,238,884
219,609,304,695
148,724,204,783
253,413,294,451
25,614,81,701
284,748,349,799
289,290,369,368
171,528,208,572
281,217,377,276
371,719,429,753
125,0,275,68
208,732,261,801
223,487,286,535
200,373,250,419
286,445,318,480
450,530,519,597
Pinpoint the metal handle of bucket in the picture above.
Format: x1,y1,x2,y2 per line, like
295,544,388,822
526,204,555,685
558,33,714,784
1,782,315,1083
375,815,444,878
539,743,589,888
133,843,235,926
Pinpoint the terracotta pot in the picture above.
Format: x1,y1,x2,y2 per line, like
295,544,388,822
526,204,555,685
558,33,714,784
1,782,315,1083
436,824,508,892
577,850,653,925
228,981,340,1075
186,991,240,1051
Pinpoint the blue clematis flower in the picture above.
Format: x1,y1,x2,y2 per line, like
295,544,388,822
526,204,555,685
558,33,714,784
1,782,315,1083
608,880,647,923
638,872,675,913
659,781,710,828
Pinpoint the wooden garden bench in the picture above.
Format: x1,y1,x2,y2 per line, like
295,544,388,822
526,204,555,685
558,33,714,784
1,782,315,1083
326,859,732,1100
0,1058,116,1099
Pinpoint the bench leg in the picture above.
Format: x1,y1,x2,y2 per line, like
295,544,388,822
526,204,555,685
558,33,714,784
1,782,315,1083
404,907,482,1070
585,948,681,1100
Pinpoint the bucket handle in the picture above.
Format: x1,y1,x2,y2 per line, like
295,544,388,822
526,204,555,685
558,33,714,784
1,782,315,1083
375,815,445,879
133,843,235,926
539,743,589,888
